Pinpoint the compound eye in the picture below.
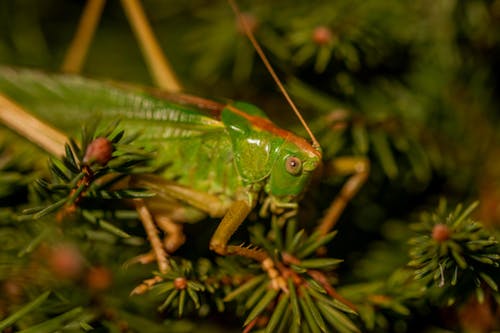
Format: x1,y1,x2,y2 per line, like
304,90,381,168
285,156,302,175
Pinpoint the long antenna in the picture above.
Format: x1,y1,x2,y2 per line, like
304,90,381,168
227,0,320,149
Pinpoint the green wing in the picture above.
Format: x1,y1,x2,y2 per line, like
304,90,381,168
0,66,223,138
0,67,239,197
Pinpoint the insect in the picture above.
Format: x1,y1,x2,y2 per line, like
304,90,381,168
0,0,369,294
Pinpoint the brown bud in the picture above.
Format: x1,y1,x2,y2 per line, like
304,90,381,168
83,137,113,166
432,224,451,242
173,277,188,290
47,244,84,280
312,26,334,45
86,266,113,291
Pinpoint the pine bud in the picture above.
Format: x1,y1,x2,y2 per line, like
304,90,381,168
312,26,334,45
174,277,187,290
432,223,451,242
86,266,113,291
48,244,84,280
83,137,113,166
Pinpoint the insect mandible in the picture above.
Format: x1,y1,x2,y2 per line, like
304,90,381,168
0,0,369,294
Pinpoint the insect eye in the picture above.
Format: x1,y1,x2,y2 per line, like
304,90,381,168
285,156,302,175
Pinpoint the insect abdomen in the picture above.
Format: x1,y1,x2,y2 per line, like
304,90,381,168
0,67,241,199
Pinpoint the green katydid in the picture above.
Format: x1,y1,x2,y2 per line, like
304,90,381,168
0,0,369,294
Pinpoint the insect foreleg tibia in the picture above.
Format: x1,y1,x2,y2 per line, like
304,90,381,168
135,175,283,284
209,200,252,256
316,156,370,236
209,201,286,290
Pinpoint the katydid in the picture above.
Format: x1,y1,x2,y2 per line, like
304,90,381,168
0,0,369,294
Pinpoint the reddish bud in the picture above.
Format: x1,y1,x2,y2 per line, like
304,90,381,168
312,26,333,45
432,224,451,242
83,137,113,166
173,277,188,290
48,244,84,280
86,266,113,291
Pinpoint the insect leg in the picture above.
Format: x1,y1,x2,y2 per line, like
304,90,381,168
316,156,370,235
133,174,229,218
62,0,181,92
130,199,170,295
209,200,252,256
209,201,287,290
0,93,67,157
156,215,186,253
122,213,186,267
120,0,182,92
61,0,106,73
135,176,287,289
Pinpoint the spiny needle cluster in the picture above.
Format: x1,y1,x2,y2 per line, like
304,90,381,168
408,200,499,304
25,122,157,230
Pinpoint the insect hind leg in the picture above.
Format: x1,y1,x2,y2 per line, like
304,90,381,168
120,0,182,92
61,0,106,73
62,0,182,92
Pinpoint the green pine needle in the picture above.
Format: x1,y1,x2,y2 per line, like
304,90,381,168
25,124,156,228
17,307,86,333
0,291,51,331
222,220,359,332
408,200,500,301
264,293,289,333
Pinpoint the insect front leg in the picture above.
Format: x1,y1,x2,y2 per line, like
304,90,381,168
209,201,287,291
316,156,370,236
136,175,287,290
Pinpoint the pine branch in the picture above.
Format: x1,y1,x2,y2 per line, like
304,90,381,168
408,200,499,304
145,216,360,332
24,122,157,230
224,217,359,332
339,269,424,332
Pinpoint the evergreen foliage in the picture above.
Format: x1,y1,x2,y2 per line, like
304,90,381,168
0,0,499,332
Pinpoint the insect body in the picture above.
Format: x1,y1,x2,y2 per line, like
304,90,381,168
0,0,368,295
0,66,322,290
0,67,320,208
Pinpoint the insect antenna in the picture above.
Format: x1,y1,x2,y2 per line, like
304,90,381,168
227,0,320,150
